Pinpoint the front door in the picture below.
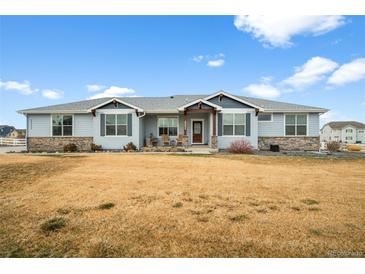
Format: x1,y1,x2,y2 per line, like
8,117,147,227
192,121,203,144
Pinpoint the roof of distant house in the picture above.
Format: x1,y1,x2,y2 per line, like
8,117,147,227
323,121,365,130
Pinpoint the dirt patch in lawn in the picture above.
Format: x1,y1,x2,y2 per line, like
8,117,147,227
0,154,364,257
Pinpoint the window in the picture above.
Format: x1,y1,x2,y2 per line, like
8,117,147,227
158,117,178,136
52,115,73,136
346,136,353,140
285,114,307,136
359,130,364,133
258,113,272,121
223,113,245,136
105,114,127,136
346,129,353,133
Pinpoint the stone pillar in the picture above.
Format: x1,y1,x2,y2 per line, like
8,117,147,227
211,135,218,149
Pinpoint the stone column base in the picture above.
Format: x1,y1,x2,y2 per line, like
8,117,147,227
210,135,218,149
258,136,320,151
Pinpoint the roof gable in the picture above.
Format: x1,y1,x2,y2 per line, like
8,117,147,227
204,91,263,110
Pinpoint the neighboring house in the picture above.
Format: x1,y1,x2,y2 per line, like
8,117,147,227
18,91,328,152
320,121,365,144
7,129,26,139
0,125,16,138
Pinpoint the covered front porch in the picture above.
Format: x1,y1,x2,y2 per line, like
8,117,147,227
141,100,220,149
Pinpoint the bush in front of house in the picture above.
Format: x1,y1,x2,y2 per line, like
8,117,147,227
91,143,102,152
228,139,254,154
63,143,78,152
326,141,341,153
123,142,137,152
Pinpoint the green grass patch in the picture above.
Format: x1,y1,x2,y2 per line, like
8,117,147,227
301,199,319,205
41,217,67,233
56,208,71,215
98,202,115,210
229,214,249,222
172,202,183,208
309,228,322,236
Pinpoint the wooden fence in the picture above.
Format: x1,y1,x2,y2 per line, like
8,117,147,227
0,137,26,146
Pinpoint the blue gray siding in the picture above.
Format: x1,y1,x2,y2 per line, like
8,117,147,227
74,114,93,136
27,114,51,137
258,113,284,136
258,113,320,137
217,110,258,149
92,110,140,149
308,113,320,136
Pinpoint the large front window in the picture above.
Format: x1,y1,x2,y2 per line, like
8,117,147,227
52,115,73,136
285,114,307,136
106,114,128,136
158,117,178,136
223,113,245,136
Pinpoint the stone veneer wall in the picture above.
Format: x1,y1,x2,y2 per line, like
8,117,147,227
258,137,320,151
28,137,93,152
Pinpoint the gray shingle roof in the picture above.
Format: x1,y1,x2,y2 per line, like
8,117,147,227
18,92,328,113
324,121,365,130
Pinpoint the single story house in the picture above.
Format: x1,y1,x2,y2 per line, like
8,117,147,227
18,91,328,151
320,121,365,144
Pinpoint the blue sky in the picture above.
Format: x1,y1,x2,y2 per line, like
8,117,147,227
1,15,365,128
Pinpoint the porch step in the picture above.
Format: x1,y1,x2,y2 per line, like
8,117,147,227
187,146,218,154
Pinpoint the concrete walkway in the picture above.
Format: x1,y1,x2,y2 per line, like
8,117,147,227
0,146,27,154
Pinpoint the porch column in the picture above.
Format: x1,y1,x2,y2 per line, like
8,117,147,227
212,110,216,136
211,109,218,149
184,110,187,135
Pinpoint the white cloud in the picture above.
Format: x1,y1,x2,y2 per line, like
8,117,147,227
234,15,345,48
88,86,135,99
192,53,225,67
282,57,338,89
244,83,280,99
192,55,204,62
86,84,105,92
327,58,365,86
260,76,273,83
42,89,63,100
0,80,38,95
207,59,225,68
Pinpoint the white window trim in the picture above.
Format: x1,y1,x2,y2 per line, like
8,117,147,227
222,113,246,137
191,119,205,145
258,113,273,122
50,114,74,137
105,114,128,137
156,116,179,138
284,114,308,136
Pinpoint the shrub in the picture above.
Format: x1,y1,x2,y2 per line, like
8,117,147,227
91,143,102,152
41,217,67,233
63,143,77,152
123,142,137,152
326,141,340,152
228,139,254,154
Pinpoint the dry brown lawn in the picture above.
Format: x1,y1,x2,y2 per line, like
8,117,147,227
0,154,364,258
